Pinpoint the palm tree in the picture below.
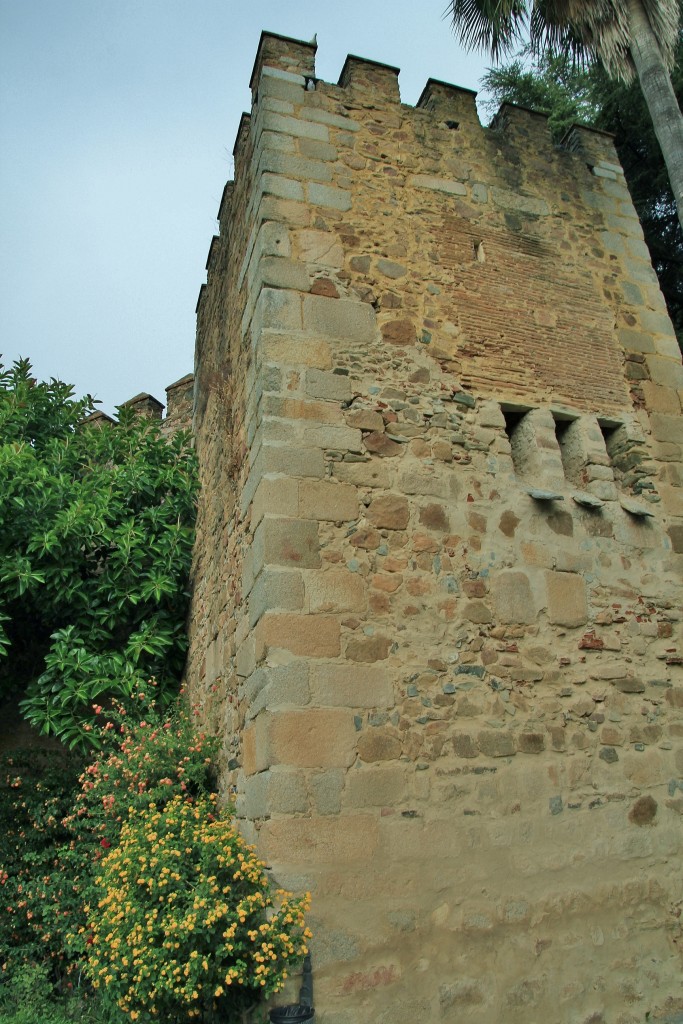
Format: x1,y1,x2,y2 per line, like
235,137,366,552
447,0,683,232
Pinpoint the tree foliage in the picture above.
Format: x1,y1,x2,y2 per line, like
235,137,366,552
481,40,683,345
448,0,683,234
0,358,198,749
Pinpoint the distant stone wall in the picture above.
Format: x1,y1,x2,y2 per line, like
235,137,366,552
188,32,683,1024
85,374,195,435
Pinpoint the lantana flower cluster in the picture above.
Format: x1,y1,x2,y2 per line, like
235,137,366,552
86,793,311,1023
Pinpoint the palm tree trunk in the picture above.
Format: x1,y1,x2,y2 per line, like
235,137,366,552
627,0,683,233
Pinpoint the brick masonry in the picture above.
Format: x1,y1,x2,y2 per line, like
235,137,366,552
187,32,683,1024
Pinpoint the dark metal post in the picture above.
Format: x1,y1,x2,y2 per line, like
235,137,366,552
268,954,315,1022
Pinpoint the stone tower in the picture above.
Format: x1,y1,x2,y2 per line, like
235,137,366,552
187,31,683,1023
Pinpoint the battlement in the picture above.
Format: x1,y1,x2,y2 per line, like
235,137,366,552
188,32,682,1024
236,30,618,163
84,373,194,434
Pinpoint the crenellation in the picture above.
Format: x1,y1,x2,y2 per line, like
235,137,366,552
119,391,163,419
249,31,317,97
489,101,555,151
416,78,479,125
186,31,683,1024
231,111,251,161
337,55,401,103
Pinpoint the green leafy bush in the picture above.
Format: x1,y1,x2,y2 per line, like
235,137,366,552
0,748,83,979
86,793,310,1023
0,963,103,1024
0,357,198,749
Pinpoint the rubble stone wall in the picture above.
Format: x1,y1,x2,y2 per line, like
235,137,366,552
187,32,683,1024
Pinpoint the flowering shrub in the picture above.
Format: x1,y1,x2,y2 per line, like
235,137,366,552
86,794,311,1023
56,687,219,966
0,688,310,1024
0,687,219,984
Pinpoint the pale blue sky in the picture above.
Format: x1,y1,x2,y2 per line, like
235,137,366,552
0,1,489,415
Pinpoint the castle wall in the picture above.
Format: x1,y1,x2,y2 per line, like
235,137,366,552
188,33,683,1024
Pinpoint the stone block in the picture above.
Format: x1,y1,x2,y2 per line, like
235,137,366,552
299,480,359,521
618,329,655,358
306,569,367,613
307,183,352,210
418,503,450,531
304,368,352,401
236,632,256,679
300,423,363,451
251,288,303,337
256,130,297,155
345,765,408,807
380,318,417,346
261,66,306,86
463,601,493,624
251,220,292,262
302,295,376,343
452,733,479,758
255,612,341,658
296,229,345,267
363,431,403,457
333,462,392,489
647,355,683,388
650,413,683,445
249,567,305,626
251,476,299,527
259,814,379,865
309,664,394,707
397,466,456,499
492,571,536,625
346,408,384,431
376,259,407,279
264,395,344,424
258,73,306,105
259,444,325,479
310,769,344,815
261,110,330,141
668,526,683,553
254,516,321,571
345,635,391,663
410,174,467,196
241,768,308,818
257,195,311,228
641,382,681,414
243,708,356,773
516,732,545,754
357,729,402,762
259,172,305,203
242,662,311,719
298,139,338,161
301,108,360,130
478,731,515,757
272,709,355,768
260,332,332,369
259,150,333,183
367,494,410,530
349,526,381,549
545,571,588,627
255,256,310,292
490,188,549,215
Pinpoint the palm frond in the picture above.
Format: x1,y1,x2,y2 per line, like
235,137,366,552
640,0,681,67
446,0,529,59
449,0,682,80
